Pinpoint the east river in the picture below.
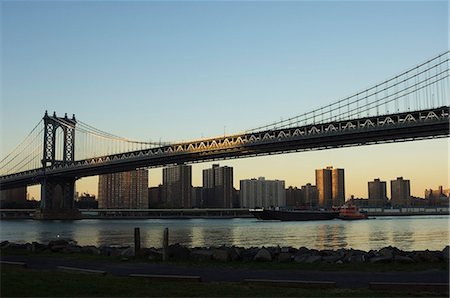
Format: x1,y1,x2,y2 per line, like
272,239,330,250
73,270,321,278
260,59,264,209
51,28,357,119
1,216,449,251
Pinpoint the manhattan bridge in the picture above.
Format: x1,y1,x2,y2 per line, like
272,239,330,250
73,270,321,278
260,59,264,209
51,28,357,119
1,52,449,219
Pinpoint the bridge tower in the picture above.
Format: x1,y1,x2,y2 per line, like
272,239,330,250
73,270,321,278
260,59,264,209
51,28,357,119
35,111,81,220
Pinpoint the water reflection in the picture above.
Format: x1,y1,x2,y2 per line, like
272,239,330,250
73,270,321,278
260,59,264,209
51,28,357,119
315,224,347,249
1,216,448,251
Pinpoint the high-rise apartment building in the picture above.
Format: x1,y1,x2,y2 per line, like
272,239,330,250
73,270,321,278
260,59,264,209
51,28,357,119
301,183,319,208
202,164,233,208
240,177,286,208
191,186,204,208
285,186,302,207
390,177,411,207
162,165,192,208
98,169,148,209
315,166,345,208
332,168,345,207
368,178,388,207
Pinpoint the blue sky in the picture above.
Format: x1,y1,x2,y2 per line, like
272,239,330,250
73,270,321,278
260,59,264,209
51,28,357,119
1,1,448,198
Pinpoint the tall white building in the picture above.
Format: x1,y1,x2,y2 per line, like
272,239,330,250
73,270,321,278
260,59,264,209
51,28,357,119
240,177,285,208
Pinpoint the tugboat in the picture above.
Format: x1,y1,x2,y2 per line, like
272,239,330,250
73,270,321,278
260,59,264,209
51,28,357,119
338,204,368,220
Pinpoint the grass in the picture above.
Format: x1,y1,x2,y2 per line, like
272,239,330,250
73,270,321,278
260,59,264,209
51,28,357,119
1,247,448,272
2,266,448,297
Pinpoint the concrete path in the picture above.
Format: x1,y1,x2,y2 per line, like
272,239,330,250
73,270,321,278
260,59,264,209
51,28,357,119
2,255,448,289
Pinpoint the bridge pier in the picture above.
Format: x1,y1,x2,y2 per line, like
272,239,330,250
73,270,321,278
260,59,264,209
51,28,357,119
34,177,81,220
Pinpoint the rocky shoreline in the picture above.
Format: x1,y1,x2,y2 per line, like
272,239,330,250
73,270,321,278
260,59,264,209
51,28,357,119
1,240,449,265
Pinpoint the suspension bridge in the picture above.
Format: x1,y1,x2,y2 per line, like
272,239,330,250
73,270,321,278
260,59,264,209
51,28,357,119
1,52,449,219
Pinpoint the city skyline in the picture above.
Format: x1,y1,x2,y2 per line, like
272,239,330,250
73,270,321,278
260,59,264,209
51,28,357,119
25,154,449,200
2,1,448,200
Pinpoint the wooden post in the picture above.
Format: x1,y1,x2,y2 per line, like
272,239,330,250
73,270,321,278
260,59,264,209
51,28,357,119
162,228,169,261
134,227,141,256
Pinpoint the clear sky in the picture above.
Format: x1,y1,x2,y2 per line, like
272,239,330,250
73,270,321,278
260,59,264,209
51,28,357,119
1,1,448,199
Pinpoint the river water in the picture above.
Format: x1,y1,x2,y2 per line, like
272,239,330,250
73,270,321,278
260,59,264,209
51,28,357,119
1,216,449,251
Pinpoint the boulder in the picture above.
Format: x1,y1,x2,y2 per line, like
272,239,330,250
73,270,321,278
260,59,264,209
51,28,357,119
294,254,309,263
347,254,366,263
31,242,47,253
440,246,449,261
412,250,440,263
294,254,321,263
369,256,393,263
212,249,230,262
394,255,415,264
145,249,162,261
277,252,293,263
0,241,10,249
242,248,259,261
64,245,82,254
305,255,322,263
81,245,100,255
322,254,342,263
378,247,395,258
297,247,310,255
169,243,191,259
190,249,213,261
48,239,69,251
281,246,296,254
228,247,242,261
253,248,272,262
121,247,135,257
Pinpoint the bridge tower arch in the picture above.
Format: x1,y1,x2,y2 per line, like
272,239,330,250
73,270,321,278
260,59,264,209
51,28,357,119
36,111,81,220
42,111,76,167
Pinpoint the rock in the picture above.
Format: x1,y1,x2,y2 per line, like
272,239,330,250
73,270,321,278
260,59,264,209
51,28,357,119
0,241,10,248
369,256,393,263
294,254,321,263
6,243,23,250
48,239,69,251
98,245,130,257
253,248,272,262
281,246,296,254
277,252,293,263
31,242,47,253
297,247,310,255
141,248,162,261
335,260,344,264
228,247,242,261
347,254,366,263
169,244,191,259
412,250,441,263
440,246,449,261
378,247,395,258
190,249,213,261
242,248,259,261
269,246,281,255
304,255,322,263
394,255,415,263
322,254,342,263
121,247,135,257
81,245,100,255
294,254,309,263
212,249,230,262
64,245,82,254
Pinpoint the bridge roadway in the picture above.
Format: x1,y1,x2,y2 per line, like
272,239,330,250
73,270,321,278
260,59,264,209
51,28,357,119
1,107,449,189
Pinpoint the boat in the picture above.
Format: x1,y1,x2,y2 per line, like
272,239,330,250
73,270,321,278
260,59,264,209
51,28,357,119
249,207,339,221
338,204,368,220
